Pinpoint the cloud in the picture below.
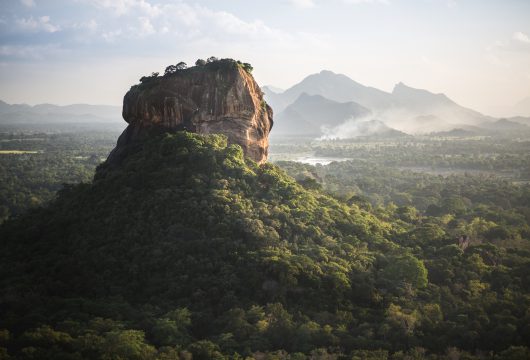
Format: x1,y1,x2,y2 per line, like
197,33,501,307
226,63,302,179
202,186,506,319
101,29,123,43
20,0,36,7
16,16,60,33
86,0,161,17
1,0,320,64
486,32,530,64
289,0,316,8
513,31,530,44
138,17,155,36
83,0,287,43
201,9,285,40
485,32,530,70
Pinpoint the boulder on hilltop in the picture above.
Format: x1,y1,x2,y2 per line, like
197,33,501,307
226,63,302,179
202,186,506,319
109,58,273,164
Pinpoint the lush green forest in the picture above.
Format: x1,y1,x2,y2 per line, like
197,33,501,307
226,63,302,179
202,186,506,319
271,136,530,179
0,131,119,223
0,131,529,359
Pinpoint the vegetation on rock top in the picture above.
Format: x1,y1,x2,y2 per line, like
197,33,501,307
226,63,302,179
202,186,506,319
136,58,254,92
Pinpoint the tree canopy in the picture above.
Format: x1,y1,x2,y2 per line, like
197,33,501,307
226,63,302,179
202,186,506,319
0,132,529,359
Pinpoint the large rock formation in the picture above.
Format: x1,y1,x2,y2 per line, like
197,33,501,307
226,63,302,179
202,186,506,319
109,59,273,164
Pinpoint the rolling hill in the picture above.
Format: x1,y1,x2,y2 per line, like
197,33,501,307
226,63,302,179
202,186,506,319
273,93,371,136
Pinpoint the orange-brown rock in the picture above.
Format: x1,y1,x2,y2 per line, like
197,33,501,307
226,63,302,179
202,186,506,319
109,59,273,164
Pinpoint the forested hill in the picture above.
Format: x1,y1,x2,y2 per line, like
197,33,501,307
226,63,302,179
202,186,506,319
0,132,529,359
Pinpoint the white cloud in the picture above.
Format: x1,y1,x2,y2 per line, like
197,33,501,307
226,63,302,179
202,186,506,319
102,29,123,42
161,3,199,27
20,0,36,7
86,0,161,16
289,0,316,8
16,16,60,33
138,17,155,36
3,0,321,66
202,9,284,40
83,0,288,43
485,31,530,71
486,32,530,62
513,31,530,44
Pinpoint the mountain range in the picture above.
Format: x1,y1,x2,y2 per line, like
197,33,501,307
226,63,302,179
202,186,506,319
264,71,530,138
274,93,371,137
0,100,122,128
2,71,529,138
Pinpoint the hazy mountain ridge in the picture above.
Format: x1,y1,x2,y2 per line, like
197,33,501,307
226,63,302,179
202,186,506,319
478,118,529,132
507,116,530,127
266,71,517,137
274,93,371,136
269,70,392,113
2,72,528,138
390,82,492,125
0,100,122,124
513,97,530,116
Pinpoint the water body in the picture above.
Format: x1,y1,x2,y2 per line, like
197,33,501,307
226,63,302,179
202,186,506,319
295,156,352,166
269,151,353,165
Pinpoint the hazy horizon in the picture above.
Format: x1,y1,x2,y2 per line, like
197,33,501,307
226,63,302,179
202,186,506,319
1,0,529,117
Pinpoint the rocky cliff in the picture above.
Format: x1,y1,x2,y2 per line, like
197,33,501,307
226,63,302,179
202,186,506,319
109,59,273,164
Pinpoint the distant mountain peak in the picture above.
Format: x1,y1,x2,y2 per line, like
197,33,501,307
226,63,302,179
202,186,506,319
316,70,359,83
319,69,336,76
262,85,284,94
393,82,426,94
264,71,492,133
392,82,453,105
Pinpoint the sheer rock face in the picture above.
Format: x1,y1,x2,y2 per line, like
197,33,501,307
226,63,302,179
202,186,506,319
109,63,273,164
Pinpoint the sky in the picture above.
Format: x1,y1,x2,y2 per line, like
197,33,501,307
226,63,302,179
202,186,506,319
0,0,529,116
